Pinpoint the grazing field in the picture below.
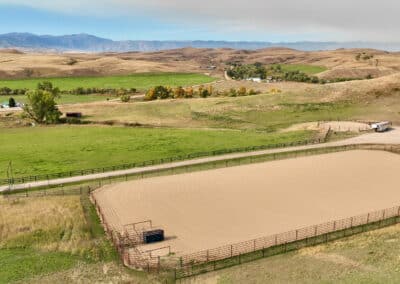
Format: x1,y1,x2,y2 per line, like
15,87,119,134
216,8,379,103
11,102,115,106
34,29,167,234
0,194,159,284
61,94,364,130
0,73,215,91
0,125,314,178
271,64,327,74
186,223,400,284
0,195,111,283
93,150,400,256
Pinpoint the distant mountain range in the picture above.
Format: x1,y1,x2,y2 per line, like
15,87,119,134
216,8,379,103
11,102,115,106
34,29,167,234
1,33,400,52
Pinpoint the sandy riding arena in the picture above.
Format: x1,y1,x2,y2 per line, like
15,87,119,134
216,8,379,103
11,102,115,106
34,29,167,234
93,150,400,256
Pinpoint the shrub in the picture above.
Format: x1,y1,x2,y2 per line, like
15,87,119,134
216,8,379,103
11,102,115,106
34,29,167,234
173,86,185,99
248,89,257,96
199,88,210,98
238,86,247,96
120,95,131,102
9,97,16,108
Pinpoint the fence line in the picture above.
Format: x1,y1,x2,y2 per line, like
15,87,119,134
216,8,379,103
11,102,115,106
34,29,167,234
4,143,399,279
177,206,400,268
1,137,325,186
3,143,360,196
94,196,400,278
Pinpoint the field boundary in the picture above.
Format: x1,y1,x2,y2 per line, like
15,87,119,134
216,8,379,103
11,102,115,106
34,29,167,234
87,143,400,279
0,137,325,186
3,144,400,278
174,209,400,279
2,143,366,195
3,143,397,196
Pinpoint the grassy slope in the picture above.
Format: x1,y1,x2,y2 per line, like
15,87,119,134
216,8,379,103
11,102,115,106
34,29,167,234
272,64,328,75
0,126,314,178
0,195,158,284
0,73,215,91
61,93,363,131
0,195,112,283
187,224,400,284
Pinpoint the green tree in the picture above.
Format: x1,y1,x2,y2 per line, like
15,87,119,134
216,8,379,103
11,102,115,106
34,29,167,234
37,81,60,95
23,83,61,124
199,88,210,98
8,97,16,108
154,86,171,99
120,94,131,102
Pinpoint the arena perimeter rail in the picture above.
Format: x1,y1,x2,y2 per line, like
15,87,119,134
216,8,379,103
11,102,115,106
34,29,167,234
88,144,400,278
17,143,396,279
174,205,400,279
1,137,325,186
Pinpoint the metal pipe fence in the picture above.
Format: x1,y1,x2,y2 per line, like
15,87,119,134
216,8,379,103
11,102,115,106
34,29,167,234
87,144,400,279
3,143,400,280
174,206,400,279
0,137,325,186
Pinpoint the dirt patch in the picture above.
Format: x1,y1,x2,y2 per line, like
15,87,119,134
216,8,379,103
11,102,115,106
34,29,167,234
93,150,400,257
283,121,371,133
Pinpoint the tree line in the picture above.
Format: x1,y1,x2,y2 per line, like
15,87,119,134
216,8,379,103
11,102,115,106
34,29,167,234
227,63,371,84
145,85,260,101
0,86,137,96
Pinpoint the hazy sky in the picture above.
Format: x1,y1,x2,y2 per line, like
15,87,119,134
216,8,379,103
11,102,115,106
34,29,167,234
0,0,397,41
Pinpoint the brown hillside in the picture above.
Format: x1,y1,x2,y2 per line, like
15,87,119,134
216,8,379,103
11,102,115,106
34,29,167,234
0,47,400,79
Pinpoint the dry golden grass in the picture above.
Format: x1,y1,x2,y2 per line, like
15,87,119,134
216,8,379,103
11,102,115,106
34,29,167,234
24,262,161,284
184,223,400,284
0,195,92,254
1,47,400,79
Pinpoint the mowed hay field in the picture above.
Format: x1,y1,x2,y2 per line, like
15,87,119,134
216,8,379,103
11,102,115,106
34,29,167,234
0,73,215,91
94,150,400,256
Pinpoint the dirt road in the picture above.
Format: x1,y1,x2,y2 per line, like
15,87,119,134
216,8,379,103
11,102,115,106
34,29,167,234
1,128,400,192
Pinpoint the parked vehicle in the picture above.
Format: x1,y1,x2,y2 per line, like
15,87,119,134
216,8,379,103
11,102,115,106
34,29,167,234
371,121,392,132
